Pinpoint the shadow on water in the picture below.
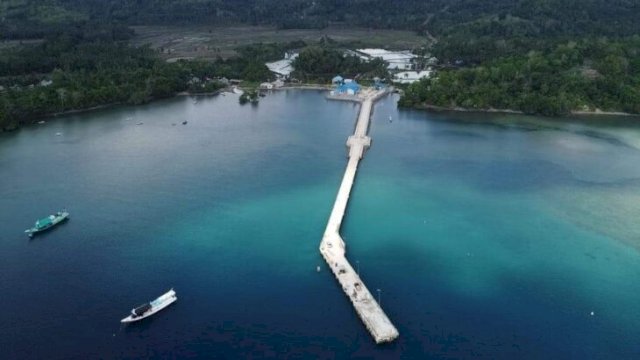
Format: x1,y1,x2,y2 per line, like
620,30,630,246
358,232,640,359
403,158,576,191
489,269,640,358
573,129,640,150
428,129,488,139
353,240,504,358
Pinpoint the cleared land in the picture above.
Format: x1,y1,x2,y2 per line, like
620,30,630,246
131,26,427,61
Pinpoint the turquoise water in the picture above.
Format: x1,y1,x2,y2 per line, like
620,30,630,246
1,90,640,358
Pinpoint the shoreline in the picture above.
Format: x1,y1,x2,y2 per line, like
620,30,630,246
273,84,332,91
1,90,224,132
411,103,524,115
409,103,640,118
5,87,639,133
570,109,638,117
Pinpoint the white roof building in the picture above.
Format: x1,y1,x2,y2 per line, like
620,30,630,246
356,49,416,71
393,70,432,84
266,53,299,78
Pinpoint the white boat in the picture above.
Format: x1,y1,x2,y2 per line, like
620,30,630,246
232,87,244,95
24,210,69,238
121,289,177,323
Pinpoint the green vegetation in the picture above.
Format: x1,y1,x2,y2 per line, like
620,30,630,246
392,0,640,115
239,90,259,105
292,46,387,83
3,0,635,38
401,38,640,115
0,26,272,131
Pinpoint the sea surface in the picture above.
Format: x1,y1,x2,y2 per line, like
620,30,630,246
1,90,640,359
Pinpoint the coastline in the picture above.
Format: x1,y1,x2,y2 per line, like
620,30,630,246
410,103,524,115
273,84,332,91
2,85,331,133
1,90,224,133
570,109,638,117
6,87,638,133
409,103,640,118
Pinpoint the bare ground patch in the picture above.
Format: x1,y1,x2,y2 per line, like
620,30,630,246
130,25,427,61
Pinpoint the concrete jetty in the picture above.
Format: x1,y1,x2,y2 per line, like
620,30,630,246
320,88,399,344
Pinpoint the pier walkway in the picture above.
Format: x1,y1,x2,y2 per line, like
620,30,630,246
320,88,399,344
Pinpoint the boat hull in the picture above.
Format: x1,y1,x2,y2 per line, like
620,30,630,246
121,290,177,323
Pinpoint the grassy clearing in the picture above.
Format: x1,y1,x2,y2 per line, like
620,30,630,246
131,25,428,61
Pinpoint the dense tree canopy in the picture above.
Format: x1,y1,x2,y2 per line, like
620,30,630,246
292,46,387,82
400,38,640,116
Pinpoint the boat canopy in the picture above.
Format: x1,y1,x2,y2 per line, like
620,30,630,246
133,303,152,316
35,216,53,229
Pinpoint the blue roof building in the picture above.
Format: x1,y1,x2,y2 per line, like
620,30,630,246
336,82,361,95
332,75,344,84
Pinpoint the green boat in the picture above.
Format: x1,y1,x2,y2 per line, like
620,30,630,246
25,211,69,237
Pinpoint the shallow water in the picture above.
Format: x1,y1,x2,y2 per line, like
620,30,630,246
1,91,639,359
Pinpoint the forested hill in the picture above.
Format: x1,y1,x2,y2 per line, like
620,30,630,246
2,0,640,38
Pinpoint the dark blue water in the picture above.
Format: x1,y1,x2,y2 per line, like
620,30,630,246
2,91,640,359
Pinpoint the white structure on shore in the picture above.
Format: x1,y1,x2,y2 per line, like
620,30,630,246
265,52,298,79
260,79,286,90
259,82,274,90
356,49,416,71
393,70,432,84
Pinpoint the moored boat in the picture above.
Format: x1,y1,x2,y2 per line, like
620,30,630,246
24,210,69,237
121,289,177,323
